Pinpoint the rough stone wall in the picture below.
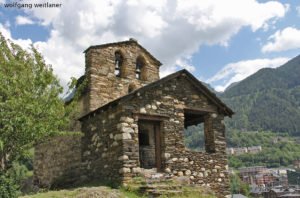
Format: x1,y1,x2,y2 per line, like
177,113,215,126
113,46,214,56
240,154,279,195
81,105,125,184
114,75,230,197
171,114,229,196
34,134,82,188
78,94,90,117
85,42,160,112
79,70,230,196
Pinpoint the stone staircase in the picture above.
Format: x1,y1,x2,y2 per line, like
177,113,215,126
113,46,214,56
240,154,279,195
136,168,207,197
140,184,183,197
137,169,182,197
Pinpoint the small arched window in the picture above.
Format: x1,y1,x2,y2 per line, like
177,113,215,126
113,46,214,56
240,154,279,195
136,56,145,80
115,51,123,77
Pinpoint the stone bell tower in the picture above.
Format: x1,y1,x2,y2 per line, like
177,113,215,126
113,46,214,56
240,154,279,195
83,39,162,112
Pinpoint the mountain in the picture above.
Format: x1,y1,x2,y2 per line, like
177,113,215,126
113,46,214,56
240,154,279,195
221,55,300,136
224,81,240,92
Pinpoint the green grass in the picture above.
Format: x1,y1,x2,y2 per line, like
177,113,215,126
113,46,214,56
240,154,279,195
21,189,79,198
20,186,122,198
21,189,145,198
20,179,216,198
52,131,84,137
119,189,146,198
20,186,216,198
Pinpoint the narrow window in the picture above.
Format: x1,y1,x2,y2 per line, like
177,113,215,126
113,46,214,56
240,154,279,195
183,110,215,153
115,51,123,77
136,56,145,80
184,112,205,152
184,123,205,152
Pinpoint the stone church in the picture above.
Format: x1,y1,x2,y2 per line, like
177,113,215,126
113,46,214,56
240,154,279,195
34,39,233,197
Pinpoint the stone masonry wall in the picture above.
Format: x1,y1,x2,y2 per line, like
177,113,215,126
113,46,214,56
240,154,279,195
113,75,230,197
79,71,230,196
85,42,160,112
34,134,82,188
81,105,126,184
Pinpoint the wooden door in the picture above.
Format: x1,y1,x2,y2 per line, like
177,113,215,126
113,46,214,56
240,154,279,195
138,120,162,171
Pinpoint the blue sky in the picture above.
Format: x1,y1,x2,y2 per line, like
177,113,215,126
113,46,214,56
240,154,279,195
1,0,300,92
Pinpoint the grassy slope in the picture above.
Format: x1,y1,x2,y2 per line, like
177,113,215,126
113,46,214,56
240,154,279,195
20,186,215,198
21,186,122,198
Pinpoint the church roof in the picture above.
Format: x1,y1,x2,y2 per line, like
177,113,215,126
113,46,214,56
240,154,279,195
83,38,162,66
79,69,234,121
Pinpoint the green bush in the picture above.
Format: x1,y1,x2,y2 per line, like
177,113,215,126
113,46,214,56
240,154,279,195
7,162,28,184
18,148,34,171
0,162,30,197
0,173,18,198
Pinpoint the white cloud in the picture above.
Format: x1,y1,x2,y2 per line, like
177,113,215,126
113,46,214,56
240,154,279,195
262,27,300,53
296,6,300,16
5,0,288,91
22,0,63,25
175,0,286,32
34,30,84,90
175,58,195,72
15,16,34,25
160,57,196,78
208,57,289,92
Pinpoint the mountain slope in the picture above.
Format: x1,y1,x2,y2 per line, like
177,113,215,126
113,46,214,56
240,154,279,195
221,55,300,135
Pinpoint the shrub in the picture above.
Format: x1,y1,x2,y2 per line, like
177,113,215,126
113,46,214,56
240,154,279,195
0,173,18,198
7,162,28,184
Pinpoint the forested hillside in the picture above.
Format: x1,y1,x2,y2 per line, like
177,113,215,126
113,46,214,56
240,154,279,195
221,55,300,136
227,130,300,168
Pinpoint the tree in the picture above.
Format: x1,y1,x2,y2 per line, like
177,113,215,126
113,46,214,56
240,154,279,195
0,34,66,170
230,174,250,196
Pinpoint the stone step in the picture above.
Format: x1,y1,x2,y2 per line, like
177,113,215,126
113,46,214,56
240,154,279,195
146,189,183,197
140,184,182,190
145,180,173,184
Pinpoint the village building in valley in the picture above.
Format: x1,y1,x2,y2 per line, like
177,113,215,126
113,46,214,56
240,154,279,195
34,39,234,197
